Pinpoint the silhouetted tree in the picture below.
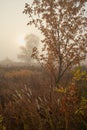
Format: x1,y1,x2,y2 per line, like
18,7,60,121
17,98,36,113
18,34,39,65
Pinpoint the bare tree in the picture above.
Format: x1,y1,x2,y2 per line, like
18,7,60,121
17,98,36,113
18,34,39,65
23,0,87,87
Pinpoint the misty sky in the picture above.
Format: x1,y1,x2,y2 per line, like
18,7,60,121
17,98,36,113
0,0,40,61
0,1,87,62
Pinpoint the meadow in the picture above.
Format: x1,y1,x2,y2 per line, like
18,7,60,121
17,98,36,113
0,65,87,130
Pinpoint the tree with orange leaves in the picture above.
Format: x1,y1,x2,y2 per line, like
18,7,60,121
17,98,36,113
23,0,87,87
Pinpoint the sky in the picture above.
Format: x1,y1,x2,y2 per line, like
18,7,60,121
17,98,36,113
0,0,40,61
0,1,87,62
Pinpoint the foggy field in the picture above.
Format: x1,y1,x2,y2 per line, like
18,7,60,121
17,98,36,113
0,0,87,130
0,65,87,130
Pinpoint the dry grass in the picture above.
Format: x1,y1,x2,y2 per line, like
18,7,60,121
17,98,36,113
0,66,87,130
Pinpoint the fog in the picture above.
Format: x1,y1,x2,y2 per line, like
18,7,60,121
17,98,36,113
0,1,87,65
0,0,40,61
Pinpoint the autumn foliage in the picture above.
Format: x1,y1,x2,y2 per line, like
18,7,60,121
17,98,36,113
23,0,87,87
0,0,87,130
0,66,87,130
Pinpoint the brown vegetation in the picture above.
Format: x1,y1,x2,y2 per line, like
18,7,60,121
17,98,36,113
0,1,87,130
23,0,87,87
0,66,87,130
